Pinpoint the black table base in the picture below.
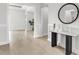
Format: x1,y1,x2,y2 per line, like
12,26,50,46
51,32,72,55
51,32,57,47
66,35,72,55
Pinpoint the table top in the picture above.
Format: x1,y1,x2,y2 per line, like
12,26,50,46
48,24,79,37
49,30,79,36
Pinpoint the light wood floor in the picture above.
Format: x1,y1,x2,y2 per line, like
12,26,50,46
0,31,65,55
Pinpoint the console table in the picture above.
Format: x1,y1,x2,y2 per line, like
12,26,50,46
49,24,79,55
51,32,72,55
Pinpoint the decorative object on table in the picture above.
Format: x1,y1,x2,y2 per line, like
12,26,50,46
29,19,34,30
58,3,79,24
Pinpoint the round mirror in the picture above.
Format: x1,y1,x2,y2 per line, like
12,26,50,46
58,3,79,24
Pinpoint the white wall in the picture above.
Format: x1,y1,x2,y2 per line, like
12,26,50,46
0,3,8,45
34,6,48,38
48,3,79,54
41,7,48,36
34,6,42,38
8,7,26,31
48,3,64,42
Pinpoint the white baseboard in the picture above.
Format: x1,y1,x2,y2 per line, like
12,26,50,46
34,34,48,38
0,41,9,45
9,29,25,31
48,38,51,42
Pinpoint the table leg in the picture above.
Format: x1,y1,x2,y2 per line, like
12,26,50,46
51,32,57,47
65,35,72,55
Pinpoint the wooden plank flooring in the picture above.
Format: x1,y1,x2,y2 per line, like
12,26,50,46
0,31,65,55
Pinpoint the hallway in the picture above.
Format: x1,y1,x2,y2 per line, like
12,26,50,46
0,31,64,55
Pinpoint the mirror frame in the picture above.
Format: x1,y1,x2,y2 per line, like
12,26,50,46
58,3,79,24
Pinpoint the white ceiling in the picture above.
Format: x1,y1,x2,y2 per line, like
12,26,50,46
9,3,48,13
16,3,48,7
